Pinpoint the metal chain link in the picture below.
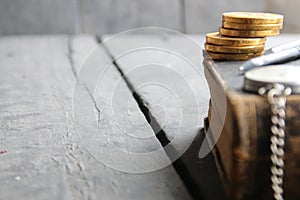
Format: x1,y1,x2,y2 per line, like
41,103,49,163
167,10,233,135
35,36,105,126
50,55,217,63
259,83,292,200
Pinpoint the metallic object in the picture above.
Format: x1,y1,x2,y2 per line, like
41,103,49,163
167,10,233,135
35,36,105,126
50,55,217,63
240,45,300,72
244,65,300,200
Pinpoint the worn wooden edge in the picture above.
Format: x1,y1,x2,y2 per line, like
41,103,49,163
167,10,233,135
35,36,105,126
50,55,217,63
102,34,225,200
70,34,193,199
204,55,300,199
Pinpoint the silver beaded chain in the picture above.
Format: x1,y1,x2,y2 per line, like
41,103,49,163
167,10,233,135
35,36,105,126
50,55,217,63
259,83,292,200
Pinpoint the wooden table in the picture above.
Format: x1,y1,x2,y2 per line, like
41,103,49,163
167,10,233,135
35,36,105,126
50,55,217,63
0,34,223,200
1,34,297,199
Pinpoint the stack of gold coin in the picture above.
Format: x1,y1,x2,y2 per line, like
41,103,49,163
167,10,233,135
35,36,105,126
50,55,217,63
205,12,284,61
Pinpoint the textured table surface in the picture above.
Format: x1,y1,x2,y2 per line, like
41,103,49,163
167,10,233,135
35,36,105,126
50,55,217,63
1,34,298,199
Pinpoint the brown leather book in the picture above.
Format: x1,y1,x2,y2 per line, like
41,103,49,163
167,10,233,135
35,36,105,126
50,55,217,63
203,54,300,200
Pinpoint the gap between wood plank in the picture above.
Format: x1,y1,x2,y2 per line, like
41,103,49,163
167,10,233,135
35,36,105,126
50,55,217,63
68,35,193,199
96,35,206,200
67,36,101,125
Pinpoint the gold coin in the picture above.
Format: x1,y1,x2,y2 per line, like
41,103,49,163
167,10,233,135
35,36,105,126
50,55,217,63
219,27,280,38
223,12,284,24
222,21,283,30
206,51,263,61
205,43,264,54
206,32,266,46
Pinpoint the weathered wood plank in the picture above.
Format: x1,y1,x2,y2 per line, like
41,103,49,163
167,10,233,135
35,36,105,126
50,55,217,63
0,35,191,199
0,35,75,200
0,0,75,35
70,35,191,199
184,0,265,33
103,34,225,199
82,0,182,34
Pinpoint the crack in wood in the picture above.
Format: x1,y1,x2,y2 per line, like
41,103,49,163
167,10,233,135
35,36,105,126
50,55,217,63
65,36,96,199
67,36,101,125
97,35,205,200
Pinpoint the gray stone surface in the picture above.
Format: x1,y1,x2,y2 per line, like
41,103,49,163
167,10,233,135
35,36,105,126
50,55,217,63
0,35,191,199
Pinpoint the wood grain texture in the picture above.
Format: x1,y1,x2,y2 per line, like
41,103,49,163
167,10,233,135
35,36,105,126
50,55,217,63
103,34,225,199
70,35,191,199
0,35,191,199
0,0,75,35
0,35,75,199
